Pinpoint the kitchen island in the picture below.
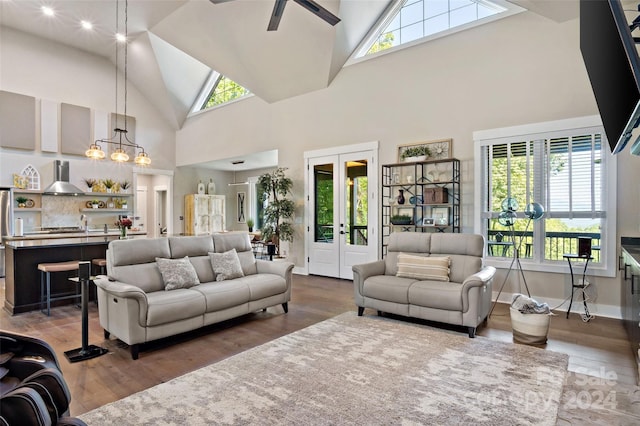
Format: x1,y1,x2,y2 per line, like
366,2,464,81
4,232,146,315
621,237,640,385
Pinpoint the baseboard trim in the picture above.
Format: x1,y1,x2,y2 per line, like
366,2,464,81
492,290,622,320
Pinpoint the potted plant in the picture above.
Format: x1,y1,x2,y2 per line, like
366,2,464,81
246,218,255,233
257,168,294,257
390,214,412,225
401,145,431,162
103,178,115,193
15,196,28,208
91,199,100,209
120,180,130,193
83,178,96,192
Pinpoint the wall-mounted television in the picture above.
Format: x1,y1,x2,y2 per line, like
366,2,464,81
580,0,640,154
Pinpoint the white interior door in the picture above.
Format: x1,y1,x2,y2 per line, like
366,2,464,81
135,186,148,235
307,150,377,279
308,155,340,277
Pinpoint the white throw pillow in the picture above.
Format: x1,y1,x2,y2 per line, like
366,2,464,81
156,256,201,291
209,249,245,282
396,253,450,281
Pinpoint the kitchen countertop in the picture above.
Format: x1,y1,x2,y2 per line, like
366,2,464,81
5,232,147,249
621,237,640,265
4,230,146,242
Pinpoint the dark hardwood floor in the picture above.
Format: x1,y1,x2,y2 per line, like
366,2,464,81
1,274,637,417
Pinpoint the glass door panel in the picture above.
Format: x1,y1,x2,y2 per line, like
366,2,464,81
314,163,334,243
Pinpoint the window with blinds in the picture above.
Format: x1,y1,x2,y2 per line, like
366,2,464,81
475,117,616,276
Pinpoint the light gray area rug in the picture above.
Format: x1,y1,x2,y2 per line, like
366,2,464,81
80,312,568,425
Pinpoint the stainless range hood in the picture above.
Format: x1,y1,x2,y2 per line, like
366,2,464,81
43,160,84,196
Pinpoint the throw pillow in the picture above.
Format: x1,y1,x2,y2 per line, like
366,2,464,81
209,249,245,282
396,253,450,281
156,256,201,291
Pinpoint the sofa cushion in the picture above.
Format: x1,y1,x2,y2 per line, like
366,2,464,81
189,256,215,283
385,233,432,275
191,280,251,312
109,238,170,267
168,236,214,258
235,274,287,301
237,251,258,276
209,249,244,282
408,281,463,311
145,289,206,326
363,275,415,304
156,256,201,291
396,254,450,281
109,263,165,293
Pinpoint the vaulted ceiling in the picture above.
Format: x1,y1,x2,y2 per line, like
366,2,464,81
0,0,391,130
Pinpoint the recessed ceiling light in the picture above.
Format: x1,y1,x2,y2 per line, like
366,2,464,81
81,20,93,30
41,6,54,17
115,33,126,43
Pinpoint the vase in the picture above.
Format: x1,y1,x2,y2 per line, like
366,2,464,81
197,180,205,195
397,189,405,205
207,178,216,195
119,227,127,239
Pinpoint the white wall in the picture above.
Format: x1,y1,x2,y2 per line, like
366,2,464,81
0,27,176,188
176,11,640,316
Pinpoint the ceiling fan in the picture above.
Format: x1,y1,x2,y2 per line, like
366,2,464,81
209,0,341,31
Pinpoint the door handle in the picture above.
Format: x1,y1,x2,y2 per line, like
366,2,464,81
625,264,631,280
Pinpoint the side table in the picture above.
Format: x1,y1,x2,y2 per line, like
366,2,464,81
64,261,108,362
563,254,593,321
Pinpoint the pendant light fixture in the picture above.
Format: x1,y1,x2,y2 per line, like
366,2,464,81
228,160,249,186
86,0,151,166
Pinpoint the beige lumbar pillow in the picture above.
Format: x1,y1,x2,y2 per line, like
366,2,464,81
396,253,451,281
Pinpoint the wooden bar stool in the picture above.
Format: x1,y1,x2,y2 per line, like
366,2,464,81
92,258,107,276
38,261,80,316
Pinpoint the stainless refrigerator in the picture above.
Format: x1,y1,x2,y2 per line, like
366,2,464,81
0,187,14,277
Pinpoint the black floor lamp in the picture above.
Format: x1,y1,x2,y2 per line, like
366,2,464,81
489,198,545,317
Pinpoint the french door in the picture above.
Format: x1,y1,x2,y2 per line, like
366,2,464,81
306,148,378,279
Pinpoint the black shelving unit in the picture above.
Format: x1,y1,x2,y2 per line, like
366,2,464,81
382,158,460,256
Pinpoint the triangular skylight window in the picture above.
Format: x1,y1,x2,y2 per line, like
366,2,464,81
197,72,251,111
356,0,522,58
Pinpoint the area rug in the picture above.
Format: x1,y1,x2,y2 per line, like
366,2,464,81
79,312,568,425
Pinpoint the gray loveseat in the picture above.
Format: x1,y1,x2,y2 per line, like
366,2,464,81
352,232,495,337
94,232,293,359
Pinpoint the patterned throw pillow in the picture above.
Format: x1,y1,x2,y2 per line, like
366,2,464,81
396,253,450,281
156,256,201,291
209,249,245,282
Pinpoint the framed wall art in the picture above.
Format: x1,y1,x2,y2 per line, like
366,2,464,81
397,138,453,162
424,138,452,160
237,192,246,223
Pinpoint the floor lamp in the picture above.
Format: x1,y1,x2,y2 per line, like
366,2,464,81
488,199,545,317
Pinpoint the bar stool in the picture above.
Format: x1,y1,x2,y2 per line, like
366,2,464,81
38,261,80,316
92,258,107,276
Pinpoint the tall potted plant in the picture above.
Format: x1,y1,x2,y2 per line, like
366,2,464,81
257,167,294,257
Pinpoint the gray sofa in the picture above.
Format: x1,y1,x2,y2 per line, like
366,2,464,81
352,232,495,337
94,232,293,359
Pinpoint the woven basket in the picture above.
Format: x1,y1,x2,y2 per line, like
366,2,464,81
510,307,550,345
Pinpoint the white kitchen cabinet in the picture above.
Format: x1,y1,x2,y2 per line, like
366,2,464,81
184,194,225,235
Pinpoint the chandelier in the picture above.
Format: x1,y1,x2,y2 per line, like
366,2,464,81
86,0,150,166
